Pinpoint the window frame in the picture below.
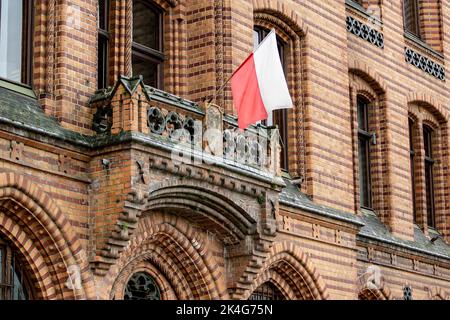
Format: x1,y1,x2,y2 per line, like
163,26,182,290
0,0,34,87
409,118,417,222
423,124,435,228
248,282,285,301
0,238,33,300
403,0,421,38
357,96,373,209
131,0,164,89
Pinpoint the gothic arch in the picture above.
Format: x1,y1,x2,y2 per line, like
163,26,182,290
242,242,329,300
101,214,227,300
0,171,94,300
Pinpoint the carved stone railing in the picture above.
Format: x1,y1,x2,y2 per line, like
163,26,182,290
90,76,282,176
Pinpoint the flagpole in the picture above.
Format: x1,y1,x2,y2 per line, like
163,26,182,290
205,71,234,104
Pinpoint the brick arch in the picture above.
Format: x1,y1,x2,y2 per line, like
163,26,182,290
242,242,329,300
101,216,227,300
407,92,449,124
110,247,189,300
146,184,257,244
249,269,297,300
252,0,308,36
348,59,388,95
113,260,177,300
0,172,94,300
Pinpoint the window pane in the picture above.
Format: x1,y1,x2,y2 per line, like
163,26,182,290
409,120,416,220
0,0,24,82
12,260,27,300
357,99,368,131
404,0,420,36
98,36,108,89
132,54,158,87
124,272,161,300
249,282,284,300
425,162,434,227
253,30,260,48
0,247,2,299
359,138,370,207
423,126,432,158
0,247,3,283
98,0,109,31
133,1,159,50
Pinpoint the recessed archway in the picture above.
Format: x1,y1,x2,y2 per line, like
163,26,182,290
0,172,94,300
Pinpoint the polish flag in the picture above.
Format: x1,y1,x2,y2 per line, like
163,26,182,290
231,29,293,129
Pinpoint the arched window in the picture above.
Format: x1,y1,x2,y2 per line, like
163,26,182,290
124,272,161,300
0,238,32,300
253,26,289,171
249,282,285,300
132,0,164,88
357,96,373,209
0,0,34,85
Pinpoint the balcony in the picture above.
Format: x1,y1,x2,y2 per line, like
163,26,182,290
89,76,284,183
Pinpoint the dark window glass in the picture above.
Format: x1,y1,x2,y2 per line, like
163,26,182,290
98,0,109,89
409,119,417,222
132,0,164,88
124,272,161,300
404,0,420,37
357,96,372,208
0,239,32,300
249,282,285,300
423,125,435,227
253,26,289,171
0,0,33,85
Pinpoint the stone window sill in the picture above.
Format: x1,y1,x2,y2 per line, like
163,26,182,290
0,77,36,99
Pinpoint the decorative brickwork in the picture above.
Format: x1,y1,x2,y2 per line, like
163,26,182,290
0,0,449,300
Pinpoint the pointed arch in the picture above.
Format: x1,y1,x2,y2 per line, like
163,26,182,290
242,242,329,300
101,214,227,300
0,171,94,300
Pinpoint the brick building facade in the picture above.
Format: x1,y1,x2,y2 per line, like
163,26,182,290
0,0,449,300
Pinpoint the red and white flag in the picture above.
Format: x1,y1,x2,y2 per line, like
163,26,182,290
231,29,293,129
